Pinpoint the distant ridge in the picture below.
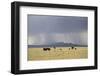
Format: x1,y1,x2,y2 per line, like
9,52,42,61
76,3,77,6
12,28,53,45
28,42,87,48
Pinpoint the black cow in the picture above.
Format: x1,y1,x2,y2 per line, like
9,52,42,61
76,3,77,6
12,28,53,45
71,47,74,49
43,48,50,51
69,47,77,50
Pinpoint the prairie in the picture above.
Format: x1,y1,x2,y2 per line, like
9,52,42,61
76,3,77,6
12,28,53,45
28,47,88,61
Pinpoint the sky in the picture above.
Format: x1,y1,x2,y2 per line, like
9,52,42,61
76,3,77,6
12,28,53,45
28,15,88,45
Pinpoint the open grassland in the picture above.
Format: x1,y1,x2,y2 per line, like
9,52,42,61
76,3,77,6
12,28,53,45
28,47,88,61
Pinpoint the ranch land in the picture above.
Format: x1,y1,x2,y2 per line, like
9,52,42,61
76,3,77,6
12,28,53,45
28,47,88,61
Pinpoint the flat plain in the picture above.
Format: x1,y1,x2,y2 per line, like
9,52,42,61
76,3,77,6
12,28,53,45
28,47,88,61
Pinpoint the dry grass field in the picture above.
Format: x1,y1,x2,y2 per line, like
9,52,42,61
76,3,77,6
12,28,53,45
28,47,88,61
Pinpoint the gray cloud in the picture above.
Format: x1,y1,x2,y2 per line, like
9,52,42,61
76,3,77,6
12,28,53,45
28,15,88,45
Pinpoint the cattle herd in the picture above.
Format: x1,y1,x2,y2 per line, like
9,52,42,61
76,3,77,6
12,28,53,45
43,46,77,51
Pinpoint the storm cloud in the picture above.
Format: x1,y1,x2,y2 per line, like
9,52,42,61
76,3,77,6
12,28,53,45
28,15,88,45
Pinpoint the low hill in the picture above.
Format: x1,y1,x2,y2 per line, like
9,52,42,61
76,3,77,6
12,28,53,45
28,42,87,48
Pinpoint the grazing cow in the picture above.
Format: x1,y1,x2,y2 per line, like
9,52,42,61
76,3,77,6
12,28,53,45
68,47,77,50
43,48,47,51
71,47,74,49
47,48,50,51
43,48,50,51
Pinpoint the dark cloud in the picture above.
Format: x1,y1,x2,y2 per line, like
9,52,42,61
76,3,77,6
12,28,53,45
28,15,87,34
28,15,88,45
